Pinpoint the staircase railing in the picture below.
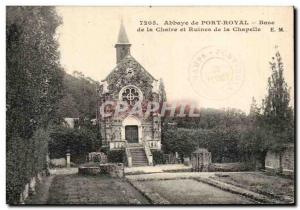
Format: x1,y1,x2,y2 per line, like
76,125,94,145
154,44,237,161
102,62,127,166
144,144,153,166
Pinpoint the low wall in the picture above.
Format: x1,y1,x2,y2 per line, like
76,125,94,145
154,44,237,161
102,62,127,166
209,162,253,172
265,145,294,175
19,170,49,204
78,163,124,178
50,158,66,167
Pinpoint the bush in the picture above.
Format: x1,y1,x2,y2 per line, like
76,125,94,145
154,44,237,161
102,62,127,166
49,126,99,164
162,127,242,163
100,147,109,155
151,150,165,165
107,150,125,163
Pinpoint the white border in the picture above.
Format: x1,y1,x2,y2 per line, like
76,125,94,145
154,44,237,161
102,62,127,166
1,1,298,210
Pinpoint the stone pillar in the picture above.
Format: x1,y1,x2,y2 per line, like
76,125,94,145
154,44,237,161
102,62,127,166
66,148,71,168
191,148,212,172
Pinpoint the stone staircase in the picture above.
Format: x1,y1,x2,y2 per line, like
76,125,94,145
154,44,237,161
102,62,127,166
129,147,149,167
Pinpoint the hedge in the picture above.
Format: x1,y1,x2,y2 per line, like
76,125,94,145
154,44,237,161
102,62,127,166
151,150,165,165
6,128,49,204
107,150,126,163
48,126,100,164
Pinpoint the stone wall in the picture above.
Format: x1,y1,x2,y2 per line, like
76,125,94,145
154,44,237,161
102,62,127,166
50,158,66,167
265,145,294,175
78,163,124,178
265,151,281,171
191,148,212,172
282,146,294,172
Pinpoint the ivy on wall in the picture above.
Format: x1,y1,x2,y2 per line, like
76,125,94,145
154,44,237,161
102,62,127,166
104,55,155,101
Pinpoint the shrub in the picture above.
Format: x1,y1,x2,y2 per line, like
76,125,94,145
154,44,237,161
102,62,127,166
100,147,109,155
162,127,242,163
49,126,99,164
151,150,165,165
107,150,125,163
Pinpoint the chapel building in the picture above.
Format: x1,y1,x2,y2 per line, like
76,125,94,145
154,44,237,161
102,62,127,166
97,22,164,167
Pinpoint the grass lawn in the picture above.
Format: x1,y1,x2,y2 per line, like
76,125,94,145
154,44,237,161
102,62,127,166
139,179,254,204
47,174,150,204
212,172,294,202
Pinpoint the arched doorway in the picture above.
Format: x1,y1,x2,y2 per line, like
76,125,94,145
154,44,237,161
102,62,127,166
121,115,142,144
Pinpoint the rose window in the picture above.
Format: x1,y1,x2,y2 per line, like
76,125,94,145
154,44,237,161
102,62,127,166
120,86,142,105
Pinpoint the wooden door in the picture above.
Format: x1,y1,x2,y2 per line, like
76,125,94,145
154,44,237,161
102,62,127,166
125,125,138,143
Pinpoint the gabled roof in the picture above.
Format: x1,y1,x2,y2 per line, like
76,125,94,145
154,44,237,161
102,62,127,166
103,54,157,82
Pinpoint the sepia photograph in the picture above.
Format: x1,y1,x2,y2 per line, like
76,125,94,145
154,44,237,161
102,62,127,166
6,6,295,205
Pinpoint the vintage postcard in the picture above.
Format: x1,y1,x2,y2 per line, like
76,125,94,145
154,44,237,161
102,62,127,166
6,6,294,205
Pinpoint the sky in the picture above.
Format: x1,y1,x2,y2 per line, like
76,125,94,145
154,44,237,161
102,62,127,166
56,6,294,113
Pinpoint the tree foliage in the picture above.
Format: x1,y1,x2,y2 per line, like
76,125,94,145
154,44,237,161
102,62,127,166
262,52,294,149
162,51,294,166
6,7,63,203
162,108,247,162
239,51,294,166
57,71,99,119
49,126,99,163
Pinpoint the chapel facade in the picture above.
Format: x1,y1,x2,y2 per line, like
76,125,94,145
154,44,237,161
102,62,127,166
97,22,164,166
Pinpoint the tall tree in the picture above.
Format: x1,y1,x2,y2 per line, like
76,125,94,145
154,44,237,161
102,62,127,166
261,51,294,150
249,97,260,118
238,51,294,168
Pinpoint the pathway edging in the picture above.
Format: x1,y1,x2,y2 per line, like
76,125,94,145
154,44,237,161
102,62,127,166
126,179,170,204
194,177,281,204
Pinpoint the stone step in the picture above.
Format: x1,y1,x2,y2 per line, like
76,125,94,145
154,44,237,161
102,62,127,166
130,152,145,154
130,149,144,152
132,160,148,163
133,163,148,165
132,155,147,157
131,153,147,156
133,157,147,159
132,159,147,162
129,147,149,166
132,163,148,166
